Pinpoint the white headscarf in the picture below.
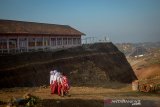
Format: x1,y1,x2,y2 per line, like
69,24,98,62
50,70,54,75
53,70,57,75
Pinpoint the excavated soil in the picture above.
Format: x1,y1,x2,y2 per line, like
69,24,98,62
0,43,137,88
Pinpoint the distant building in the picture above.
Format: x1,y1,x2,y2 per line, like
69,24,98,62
129,47,147,57
0,19,85,54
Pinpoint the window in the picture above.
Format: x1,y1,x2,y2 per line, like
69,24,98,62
63,38,67,45
28,38,35,47
73,38,77,45
51,38,56,46
68,38,72,45
19,38,27,48
0,38,7,49
77,38,81,44
36,38,43,46
9,38,17,49
57,38,62,46
44,38,49,46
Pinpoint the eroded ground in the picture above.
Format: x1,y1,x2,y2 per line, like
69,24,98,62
0,84,159,107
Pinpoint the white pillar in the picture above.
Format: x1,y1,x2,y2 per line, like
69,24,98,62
26,37,28,52
17,37,20,52
55,37,57,48
76,38,78,46
79,37,82,46
62,37,64,48
7,37,9,53
42,36,44,51
67,38,68,46
35,38,37,50
49,37,51,49
71,37,74,46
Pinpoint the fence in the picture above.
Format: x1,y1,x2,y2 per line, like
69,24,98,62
82,36,110,44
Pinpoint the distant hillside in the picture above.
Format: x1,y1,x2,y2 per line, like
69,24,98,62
129,47,148,57
127,47,160,80
0,43,137,88
115,42,160,56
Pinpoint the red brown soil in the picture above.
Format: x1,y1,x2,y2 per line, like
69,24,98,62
135,64,160,79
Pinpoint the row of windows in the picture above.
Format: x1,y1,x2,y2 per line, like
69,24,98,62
50,38,81,46
0,37,81,49
0,39,17,49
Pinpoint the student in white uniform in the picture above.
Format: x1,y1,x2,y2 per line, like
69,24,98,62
50,70,60,94
50,70,54,85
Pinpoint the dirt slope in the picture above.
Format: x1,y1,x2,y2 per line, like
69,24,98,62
0,43,137,88
128,52,160,80
134,64,160,79
0,86,160,107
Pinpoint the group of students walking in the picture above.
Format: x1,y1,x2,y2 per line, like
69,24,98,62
50,69,70,97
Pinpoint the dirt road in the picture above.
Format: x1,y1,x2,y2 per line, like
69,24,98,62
0,84,159,107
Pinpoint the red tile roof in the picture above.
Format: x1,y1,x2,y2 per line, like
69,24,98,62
0,19,85,36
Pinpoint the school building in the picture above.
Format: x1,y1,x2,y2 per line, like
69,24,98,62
0,19,85,54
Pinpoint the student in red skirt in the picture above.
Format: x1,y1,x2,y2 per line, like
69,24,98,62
57,72,70,97
50,70,59,94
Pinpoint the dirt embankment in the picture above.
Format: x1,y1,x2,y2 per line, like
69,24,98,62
134,64,160,80
0,43,137,88
128,52,160,80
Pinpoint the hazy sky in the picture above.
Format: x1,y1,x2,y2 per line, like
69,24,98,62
0,0,160,43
